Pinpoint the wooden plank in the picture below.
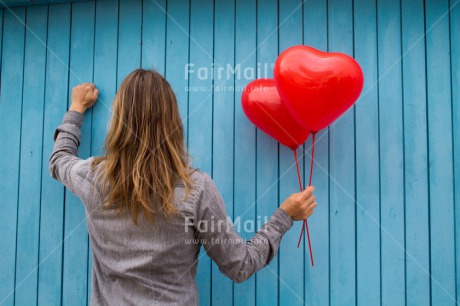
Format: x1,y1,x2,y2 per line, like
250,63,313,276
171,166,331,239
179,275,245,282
117,0,141,80
211,0,235,305
165,0,190,144
14,5,48,306
401,0,430,304
425,0,456,304
233,0,256,304
188,0,214,304
353,0,380,305
88,0,119,303
278,0,305,305
377,0,406,305
0,6,25,306
302,0,330,305
91,0,118,158
254,0,279,305
61,2,94,305
37,4,71,305
327,0,356,304
141,0,166,74
450,0,460,303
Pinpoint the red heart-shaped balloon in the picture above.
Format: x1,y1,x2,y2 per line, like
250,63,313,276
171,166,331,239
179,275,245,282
242,79,310,150
274,45,364,133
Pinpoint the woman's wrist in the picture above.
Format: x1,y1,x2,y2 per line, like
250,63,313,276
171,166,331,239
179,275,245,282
69,104,86,114
271,207,294,234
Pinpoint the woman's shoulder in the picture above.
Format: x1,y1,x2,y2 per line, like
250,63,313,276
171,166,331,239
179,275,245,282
172,168,211,211
175,168,216,201
180,168,213,192
189,168,210,182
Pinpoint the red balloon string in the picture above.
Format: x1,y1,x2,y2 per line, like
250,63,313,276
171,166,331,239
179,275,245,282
293,149,303,192
304,133,316,266
293,136,315,267
308,133,316,187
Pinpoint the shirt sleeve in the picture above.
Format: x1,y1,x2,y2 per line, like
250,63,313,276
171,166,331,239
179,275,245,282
194,172,294,283
49,110,99,201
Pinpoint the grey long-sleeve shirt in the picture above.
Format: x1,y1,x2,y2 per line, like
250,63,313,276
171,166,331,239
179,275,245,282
49,110,294,306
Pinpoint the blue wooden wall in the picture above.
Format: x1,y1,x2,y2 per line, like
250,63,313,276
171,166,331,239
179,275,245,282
0,0,458,305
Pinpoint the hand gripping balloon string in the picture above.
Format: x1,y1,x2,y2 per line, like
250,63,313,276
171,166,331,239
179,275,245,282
293,132,316,266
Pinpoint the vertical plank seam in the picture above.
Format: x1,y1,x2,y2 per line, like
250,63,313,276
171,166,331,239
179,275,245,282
163,0,168,78
447,0,458,303
140,0,143,67
375,1,382,304
186,0,191,149
13,6,27,306
351,0,358,305
115,0,120,89
61,3,73,304
37,5,50,304
399,0,408,304
422,0,433,304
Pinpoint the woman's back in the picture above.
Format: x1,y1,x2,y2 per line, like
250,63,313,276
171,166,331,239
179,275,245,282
85,162,203,305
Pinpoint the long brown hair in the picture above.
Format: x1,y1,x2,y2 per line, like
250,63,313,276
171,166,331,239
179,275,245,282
91,68,194,225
